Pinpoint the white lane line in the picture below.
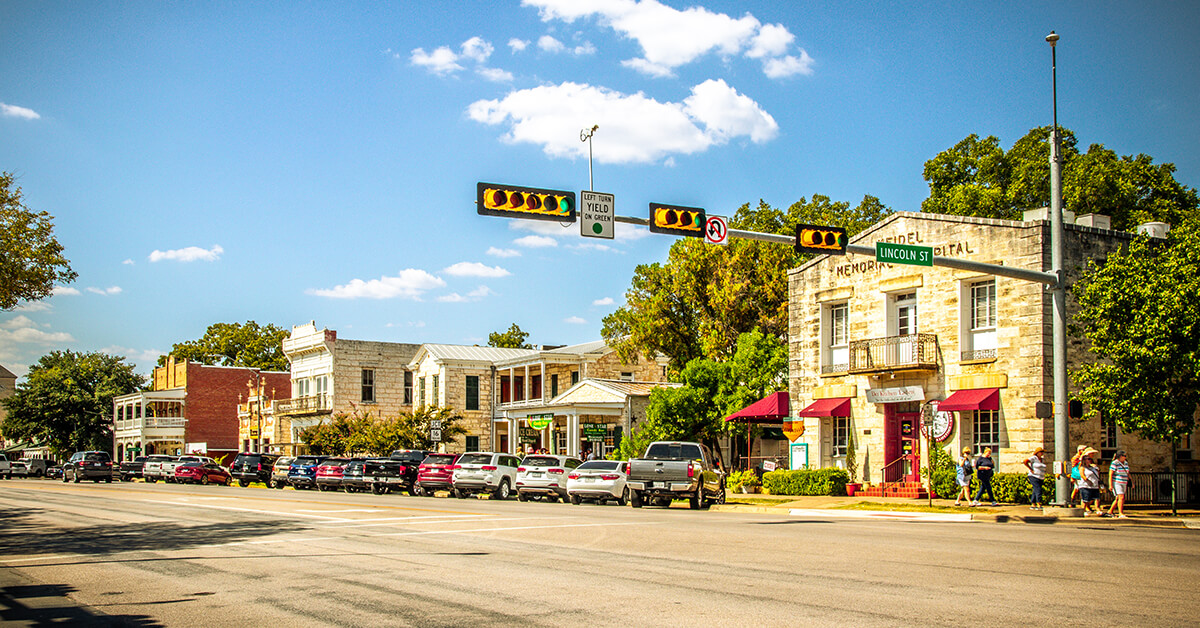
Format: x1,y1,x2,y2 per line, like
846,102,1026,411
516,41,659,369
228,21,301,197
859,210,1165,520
316,516,541,529
2,555,81,564
140,499,351,521
297,509,382,514
370,521,659,537
789,508,973,522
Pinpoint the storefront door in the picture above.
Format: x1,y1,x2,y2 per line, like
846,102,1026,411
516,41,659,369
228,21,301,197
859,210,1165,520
884,406,923,483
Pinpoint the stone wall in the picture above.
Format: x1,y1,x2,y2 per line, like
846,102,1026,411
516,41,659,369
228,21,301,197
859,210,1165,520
330,339,420,419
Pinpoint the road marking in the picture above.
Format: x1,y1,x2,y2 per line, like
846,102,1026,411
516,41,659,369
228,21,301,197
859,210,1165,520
1,554,81,564
141,499,353,521
317,516,539,529
789,508,973,522
370,521,659,537
297,508,382,513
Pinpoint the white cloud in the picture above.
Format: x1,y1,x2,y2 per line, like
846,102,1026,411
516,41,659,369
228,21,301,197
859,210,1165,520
469,79,777,165
86,286,123,296
148,244,224,263
437,285,494,304
387,321,427,328
468,285,495,298
508,38,530,52
569,241,617,253
122,258,135,265
564,316,587,324
437,293,469,303
487,246,521,258
442,262,511,278
0,316,74,344
410,46,463,75
593,297,614,306
51,286,80,296
477,67,514,82
13,301,51,313
514,234,558,248
307,269,446,300
524,0,812,80
460,36,494,63
573,41,597,55
763,52,815,79
1,102,41,120
99,345,165,365
538,35,565,53
412,37,510,80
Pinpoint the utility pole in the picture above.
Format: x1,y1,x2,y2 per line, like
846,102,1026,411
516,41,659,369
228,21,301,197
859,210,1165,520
1046,31,1070,507
580,125,598,191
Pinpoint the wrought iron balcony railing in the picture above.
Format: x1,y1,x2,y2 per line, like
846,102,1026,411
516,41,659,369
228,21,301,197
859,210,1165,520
276,394,331,416
848,334,939,374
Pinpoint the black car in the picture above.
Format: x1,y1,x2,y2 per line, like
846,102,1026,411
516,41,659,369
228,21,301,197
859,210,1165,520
363,458,408,495
389,449,430,495
341,459,370,493
63,451,113,483
287,455,327,490
230,452,279,487
119,456,146,481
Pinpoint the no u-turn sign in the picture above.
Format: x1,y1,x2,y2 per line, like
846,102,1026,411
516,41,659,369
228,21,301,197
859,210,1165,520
705,215,728,245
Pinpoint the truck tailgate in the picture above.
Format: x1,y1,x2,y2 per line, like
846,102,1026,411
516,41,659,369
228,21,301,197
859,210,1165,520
628,459,692,483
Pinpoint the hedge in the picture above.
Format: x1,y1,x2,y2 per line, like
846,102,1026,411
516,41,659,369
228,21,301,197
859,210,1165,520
929,469,1057,504
762,468,850,496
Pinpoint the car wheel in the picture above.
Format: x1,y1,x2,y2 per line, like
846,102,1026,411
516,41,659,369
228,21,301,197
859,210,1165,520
73,472,81,483
454,488,468,499
517,491,528,502
238,479,250,487
200,474,210,485
410,486,424,497
617,487,629,507
495,479,511,500
62,472,69,483
689,488,702,510
715,481,726,505
630,490,642,508
570,494,581,505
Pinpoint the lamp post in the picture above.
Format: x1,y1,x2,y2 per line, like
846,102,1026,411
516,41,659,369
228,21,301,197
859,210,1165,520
1046,30,1070,507
580,124,598,190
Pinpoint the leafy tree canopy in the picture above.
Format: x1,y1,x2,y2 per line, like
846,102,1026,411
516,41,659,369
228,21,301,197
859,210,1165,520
300,406,467,456
1071,217,1200,450
1,350,145,458
158,320,290,371
603,196,890,371
922,126,1199,231
0,172,77,310
488,323,532,349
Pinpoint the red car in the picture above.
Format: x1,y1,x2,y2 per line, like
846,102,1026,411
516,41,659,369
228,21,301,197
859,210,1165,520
315,458,354,492
416,453,460,496
174,462,231,486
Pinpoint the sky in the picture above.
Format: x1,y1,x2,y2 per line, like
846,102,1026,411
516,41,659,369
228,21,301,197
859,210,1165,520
3,0,1199,379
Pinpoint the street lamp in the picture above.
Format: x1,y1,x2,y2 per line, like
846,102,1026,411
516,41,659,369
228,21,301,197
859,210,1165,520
1046,30,1070,507
580,124,598,191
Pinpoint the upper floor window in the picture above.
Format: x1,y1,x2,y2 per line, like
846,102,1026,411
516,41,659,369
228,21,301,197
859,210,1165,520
419,377,426,407
619,372,634,382
890,292,917,336
822,302,849,374
432,374,440,406
466,375,480,410
295,378,310,398
962,278,997,361
1178,433,1194,461
361,369,375,403
404,371,413,404
571,371,579,386
314,375,328,396
550,374,559,398
1100,411,1118,458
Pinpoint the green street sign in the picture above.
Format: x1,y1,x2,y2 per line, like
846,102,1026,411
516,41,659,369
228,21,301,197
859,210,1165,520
876,241,933,266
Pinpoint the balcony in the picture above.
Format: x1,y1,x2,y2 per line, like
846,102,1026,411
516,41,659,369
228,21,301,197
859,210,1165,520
276,394,331,417
848,334,939,374
114,417,187,438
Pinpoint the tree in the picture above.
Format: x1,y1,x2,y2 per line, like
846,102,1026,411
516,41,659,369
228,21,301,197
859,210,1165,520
159,321,290,371
603,196,890,370
488,323,532,349
1,351,145,458
0,172,77,310
1071,218,1200,513
300,406,467,455
922,127,1198,231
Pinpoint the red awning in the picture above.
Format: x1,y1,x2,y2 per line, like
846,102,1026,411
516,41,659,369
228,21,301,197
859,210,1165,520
938,388,1000,412
796,397,852,417
723,391,789,424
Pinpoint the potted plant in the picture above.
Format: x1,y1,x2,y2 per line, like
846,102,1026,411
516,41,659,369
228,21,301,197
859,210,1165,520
844,429,862,496
728,469,760,494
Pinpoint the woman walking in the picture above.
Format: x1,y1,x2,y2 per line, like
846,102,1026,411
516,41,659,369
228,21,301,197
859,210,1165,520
1107,450,1131,518
971,447,997,507
1023,447,1047,510
955,448,973,506
1078,448,1102,515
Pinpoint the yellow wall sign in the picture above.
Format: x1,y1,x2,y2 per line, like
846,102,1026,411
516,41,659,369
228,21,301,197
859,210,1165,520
783,420,805,442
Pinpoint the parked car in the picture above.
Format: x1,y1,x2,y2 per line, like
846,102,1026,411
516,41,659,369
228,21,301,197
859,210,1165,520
230,452,279,487
315,458,354,491
0,454,10,479
288,455,328,490
119,456,146,481
416,453,460,496
516,455,583,502
45,465,63,480
626,441,725,509
63,451,114,483
566,460,630,505
340,459,370,493
10,460,30,478
389,449,429,494
452,452,521,500
141,455,178,483
175,462,232,486
14,458,51,478
269,456,295,489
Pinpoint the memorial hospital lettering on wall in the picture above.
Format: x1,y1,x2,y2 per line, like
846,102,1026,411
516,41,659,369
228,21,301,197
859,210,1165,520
834,231,976,278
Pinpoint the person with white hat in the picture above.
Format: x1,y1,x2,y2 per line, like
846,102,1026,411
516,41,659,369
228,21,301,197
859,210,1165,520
1078,447,1102,516
1023,446,1047,510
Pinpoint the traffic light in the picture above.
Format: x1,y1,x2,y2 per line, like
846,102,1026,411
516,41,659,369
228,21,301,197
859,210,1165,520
477,182,576,223
794,223,848,255
649,203,705,237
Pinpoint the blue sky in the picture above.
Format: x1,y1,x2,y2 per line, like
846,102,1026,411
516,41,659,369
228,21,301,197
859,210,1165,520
2,0,1198,379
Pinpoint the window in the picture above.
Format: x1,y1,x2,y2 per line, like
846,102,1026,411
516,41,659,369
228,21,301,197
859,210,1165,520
466,375,479,411
432,375,439,406
822,302,849,373
551,374,559,398
295,378,310,398
465,435,480,452
571,371,579,385
963,279,998,361
832,417,849,457
620,372,634,381
419,377,426,407
1178,433,1194,461
404,371,413,404
1100,411,1118,459
891,292,917,336
973,409,999,453
361,369,375,403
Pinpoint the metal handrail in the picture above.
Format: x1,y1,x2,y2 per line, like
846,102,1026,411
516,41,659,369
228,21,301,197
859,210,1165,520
877,456,910,494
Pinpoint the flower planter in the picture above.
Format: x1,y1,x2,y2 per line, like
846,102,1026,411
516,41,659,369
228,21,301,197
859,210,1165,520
845,482,862,497
740,485,760,494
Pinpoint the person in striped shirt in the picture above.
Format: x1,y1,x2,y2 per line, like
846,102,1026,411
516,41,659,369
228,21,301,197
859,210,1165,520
1107,450,1131,519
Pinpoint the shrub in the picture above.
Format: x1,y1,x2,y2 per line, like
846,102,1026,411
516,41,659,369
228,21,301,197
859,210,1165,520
725,469,759,492
929,471,1057,504
762,468,850,496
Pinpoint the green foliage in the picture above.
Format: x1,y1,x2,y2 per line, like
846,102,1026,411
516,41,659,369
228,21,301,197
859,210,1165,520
928,469,1056,504
762,468,850,496
921,127,1198,231
1071,217,1200,447
159,320,290,371
928,469,959,501
725,469,760,492
0,350,144,458
488,323,532,349
299,406,467,456
928,442,955,472
0,172,77,310
603,196,891,370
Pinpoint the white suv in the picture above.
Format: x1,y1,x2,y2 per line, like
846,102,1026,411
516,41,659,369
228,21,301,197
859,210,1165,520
516,455,582,502
452,452,521,500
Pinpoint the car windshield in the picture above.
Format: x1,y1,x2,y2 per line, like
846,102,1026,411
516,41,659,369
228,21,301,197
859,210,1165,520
293,457,322,466
390,451,425,462
521,456,561,467
178,462,201,468
423,454,455,465
84,453,110,462
457,454,492,466
235,455,261,463
577,461,621,471
275,458,294,468
644,443,703,460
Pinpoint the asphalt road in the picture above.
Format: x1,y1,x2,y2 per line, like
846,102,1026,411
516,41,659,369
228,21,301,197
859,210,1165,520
2,478,1197,627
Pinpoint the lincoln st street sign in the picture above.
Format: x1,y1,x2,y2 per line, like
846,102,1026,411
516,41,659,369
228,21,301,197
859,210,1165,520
876,241,933,266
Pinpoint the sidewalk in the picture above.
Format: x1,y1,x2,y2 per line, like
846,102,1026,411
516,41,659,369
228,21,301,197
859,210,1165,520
711,493,1200,527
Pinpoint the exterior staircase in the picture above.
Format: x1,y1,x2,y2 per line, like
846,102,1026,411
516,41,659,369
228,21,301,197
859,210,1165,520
857,481,929,499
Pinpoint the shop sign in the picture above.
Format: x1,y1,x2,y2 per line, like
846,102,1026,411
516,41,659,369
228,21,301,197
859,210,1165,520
581,422,608,440
519,426,538,444
782,419,805,442
920,401,955,442
528,414,553,430
865,385,925,404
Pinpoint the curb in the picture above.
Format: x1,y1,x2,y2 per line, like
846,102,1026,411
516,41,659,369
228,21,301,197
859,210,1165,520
711,503,1196,527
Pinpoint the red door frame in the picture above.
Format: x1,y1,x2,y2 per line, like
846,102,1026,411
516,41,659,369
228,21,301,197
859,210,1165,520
883,406,922,483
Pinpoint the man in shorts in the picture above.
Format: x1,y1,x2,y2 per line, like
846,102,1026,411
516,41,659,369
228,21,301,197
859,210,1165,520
1107,450,1131,518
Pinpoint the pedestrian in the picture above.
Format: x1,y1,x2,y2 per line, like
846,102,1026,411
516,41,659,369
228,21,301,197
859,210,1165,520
971,447,997,507
1069,444,1086,506
955,448,973,506
1078,448,1102,516
1023,447,1047,510
1107,450,1131,519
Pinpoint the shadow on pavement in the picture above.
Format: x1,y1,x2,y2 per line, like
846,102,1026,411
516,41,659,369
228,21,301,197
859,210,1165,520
0,509,307,558
0,583,162,627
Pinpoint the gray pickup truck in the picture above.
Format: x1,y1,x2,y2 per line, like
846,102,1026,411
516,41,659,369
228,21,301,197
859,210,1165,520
626,441,726,509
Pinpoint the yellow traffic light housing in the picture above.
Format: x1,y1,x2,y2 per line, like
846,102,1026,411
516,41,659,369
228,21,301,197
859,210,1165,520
794,223,848,255
649,203,705,237
477,182,576,222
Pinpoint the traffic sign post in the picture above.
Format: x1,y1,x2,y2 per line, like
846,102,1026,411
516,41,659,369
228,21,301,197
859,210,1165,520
705,215,728,245
580,191,615,239
876,241,933,266
430,428,442,442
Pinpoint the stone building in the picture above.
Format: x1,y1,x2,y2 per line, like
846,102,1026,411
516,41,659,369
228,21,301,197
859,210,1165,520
0,364,15,448
235,373,293,454
787,211,1198,488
